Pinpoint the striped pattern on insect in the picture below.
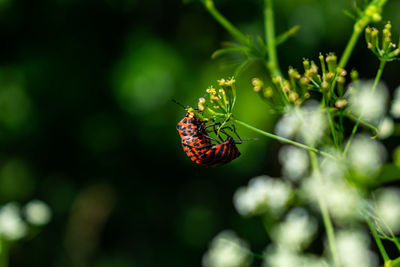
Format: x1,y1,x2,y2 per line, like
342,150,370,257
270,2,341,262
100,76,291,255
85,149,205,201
176,109,242,167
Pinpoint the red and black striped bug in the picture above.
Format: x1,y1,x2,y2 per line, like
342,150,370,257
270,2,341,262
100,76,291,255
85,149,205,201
174,100,244,167
176,111,213,164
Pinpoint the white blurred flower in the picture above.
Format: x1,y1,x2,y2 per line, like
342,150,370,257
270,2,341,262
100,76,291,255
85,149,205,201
233,176,292,216
336,229,377,267
301,255,327,267
346,80,388,124
375,187,400,234
320,156,346,179
301,159,362,223
347,134,387,177
297,103,327,145
202,230,252,267
23,199,52,226
263,245,302,267
275,108,300,139
279,146,309,181
0,203,27,241
275,102,327,145
377,117,394,139
390,85,400,118
271,208,317,251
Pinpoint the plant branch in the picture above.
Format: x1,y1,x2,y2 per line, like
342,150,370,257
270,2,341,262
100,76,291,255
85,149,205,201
338,0,388,69
367,219,390,263
202,0,249,46
233,118,336,159
0,238,8,267
264,0,282,77
343,59,386,156
309,152,339,266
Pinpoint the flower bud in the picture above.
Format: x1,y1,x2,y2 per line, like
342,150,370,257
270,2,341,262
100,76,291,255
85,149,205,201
264,87,273,98
335,99,347,109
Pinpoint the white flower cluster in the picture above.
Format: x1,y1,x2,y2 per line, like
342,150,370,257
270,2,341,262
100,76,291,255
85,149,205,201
0,200,51,241
270,208,317,251
275,102,327,145
390,85,400,118
377,116,394,139
375,187,400,234
202,230,252,267
346,80,388,124
233,176,292,217
347,134,387,178
263,245,326,267
336,229,378,267
301,157,362,223
279,146,309,181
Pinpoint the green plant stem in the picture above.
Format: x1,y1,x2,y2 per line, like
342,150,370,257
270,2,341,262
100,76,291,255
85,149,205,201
389,257,400,267
233,118,336,159
377,235,400,252
323,97,339,149
263,0,282,77
309,152,339,267
367,219,390,263
338,0,388,69
343,59,386,156
0,238,8,267
338,27,362,70
203,0,249,46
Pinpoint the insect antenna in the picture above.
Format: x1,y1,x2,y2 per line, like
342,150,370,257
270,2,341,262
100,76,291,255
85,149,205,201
172,99,187,110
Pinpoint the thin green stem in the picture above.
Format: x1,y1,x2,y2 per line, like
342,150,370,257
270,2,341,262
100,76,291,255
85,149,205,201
264,0,282,77
202,0,249,46
338,0,388,70
338,27,362,70
323,96,339,149
309,152,339,266
343,59,386,156
233,118,336,160
367,219,390,263
377,235,400,252
0,238,8,267
372,59,386,93
390,257,400,267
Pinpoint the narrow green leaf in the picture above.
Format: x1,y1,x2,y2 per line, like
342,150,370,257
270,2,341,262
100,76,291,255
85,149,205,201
234,59,254,78
343,9,356,20
211,47,248,59
275,25,300,46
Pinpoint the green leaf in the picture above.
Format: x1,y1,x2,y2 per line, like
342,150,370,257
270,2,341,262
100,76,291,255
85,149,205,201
211,47,249,59
376,164,400,184
343,9,356,20
257,36,266,50
234,59,254,78
275,25,299,46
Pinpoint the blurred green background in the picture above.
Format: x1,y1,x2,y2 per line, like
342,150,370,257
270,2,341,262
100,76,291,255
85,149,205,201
0,0,399,266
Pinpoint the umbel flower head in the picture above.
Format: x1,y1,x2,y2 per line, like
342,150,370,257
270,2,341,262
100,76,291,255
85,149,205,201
198,77,237,121
202,230,252,267
251,52,350,113
365,21,400,61
233,176,292,217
